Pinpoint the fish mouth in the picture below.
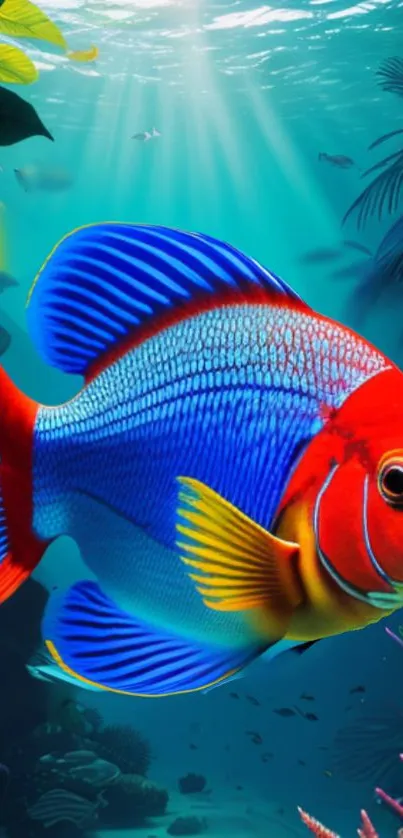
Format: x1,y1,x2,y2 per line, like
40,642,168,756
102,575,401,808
314,465,403,610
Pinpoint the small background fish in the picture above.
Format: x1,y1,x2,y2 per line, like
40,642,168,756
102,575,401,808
14,164,73,193
318,152,357,169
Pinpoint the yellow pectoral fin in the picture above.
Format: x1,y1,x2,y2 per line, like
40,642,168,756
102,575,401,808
176,476,303,641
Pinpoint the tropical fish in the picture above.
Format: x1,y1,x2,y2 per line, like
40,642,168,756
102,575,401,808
67,45,99,63
27,788,106,829
27,647,100,690
132,128,160,142
0,271,18,292
273,708,296,718
245,730,262,744
298,247,342,265
246,694,260,706
132,131,152,142
318,152,356,169
3,222,403,698
14,164,73,193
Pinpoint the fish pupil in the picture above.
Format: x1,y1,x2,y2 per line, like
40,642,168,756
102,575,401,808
381,464,403,501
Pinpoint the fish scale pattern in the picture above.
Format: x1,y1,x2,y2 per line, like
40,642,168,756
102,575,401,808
32,303,388,551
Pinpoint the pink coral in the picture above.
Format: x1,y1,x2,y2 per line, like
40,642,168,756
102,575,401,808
297,807,340,838
358,810,379,838
375,787,403,820
298,807,379,838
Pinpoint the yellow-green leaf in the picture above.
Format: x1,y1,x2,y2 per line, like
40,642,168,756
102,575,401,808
0,43,38,83
0,0,67,50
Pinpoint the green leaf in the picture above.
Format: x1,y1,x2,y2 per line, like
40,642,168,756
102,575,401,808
0,43,38,83
0,0,67,50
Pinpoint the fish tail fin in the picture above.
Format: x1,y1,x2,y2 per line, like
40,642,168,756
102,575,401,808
0,366,49,603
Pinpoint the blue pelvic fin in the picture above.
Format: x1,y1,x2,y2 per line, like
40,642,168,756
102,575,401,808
42,580,266,697
26,647,101,691
26,223,310,381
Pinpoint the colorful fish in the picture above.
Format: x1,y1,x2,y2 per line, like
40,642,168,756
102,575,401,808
67,45,99,63
1,223,403,697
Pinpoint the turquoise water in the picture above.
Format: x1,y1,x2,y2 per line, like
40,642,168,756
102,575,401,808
1,0,403,837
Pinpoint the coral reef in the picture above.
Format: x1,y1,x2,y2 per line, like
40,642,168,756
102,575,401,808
376,785,403,820
167,816,207,836
102,773,168,827
4,723,166,835
298,807,378,838
3,722,167,837
92,722,152,776
374,744,403,823
0,579,167,837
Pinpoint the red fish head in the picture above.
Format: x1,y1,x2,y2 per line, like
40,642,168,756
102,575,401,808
281,367,403,611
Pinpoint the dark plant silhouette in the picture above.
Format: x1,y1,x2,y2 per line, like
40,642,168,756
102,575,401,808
343,58,403,229
331,707,403,786
377,56,403,97
330,216,403,326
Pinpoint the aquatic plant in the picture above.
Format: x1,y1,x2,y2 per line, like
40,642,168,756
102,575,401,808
92,723,152,776
0,0,98,146
343,58,403,229
377,57,403,97
0,0,66,85
331,709,403,784
331,215,403,327
298,807,378,838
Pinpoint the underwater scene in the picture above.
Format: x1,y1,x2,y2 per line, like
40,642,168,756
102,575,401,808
2,0,403,837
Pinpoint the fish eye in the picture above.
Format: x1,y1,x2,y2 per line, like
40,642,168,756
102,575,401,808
378,462,403,506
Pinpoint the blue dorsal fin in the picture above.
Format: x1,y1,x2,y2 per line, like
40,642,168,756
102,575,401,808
26,223,309,382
